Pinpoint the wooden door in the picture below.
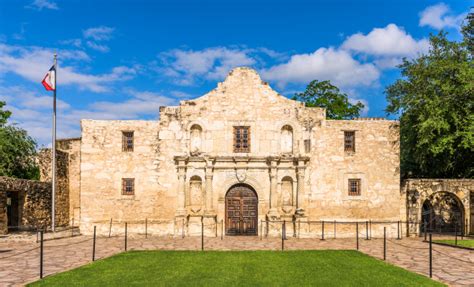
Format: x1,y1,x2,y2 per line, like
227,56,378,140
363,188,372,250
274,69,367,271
225,185,258,235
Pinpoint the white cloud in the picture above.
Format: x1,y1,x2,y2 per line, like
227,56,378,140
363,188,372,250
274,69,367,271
342,24,429,57
0,44,136,92
59,39,82,48
26,0,58,10
419,3,466,30
86,41,110,53
261,47,380,88
2,85,177,145
159,47,257,85
83,26,115,41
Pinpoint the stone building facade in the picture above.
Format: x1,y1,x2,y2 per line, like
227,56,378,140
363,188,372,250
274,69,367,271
77,67,403,237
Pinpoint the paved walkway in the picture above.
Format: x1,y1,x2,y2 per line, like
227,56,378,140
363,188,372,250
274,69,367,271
0,235,472,286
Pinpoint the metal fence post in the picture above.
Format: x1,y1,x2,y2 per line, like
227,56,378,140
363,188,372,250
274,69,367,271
334,220,336,239
365,221,369,240
321,221,325,240
397,220,401,240
369,220,372,239
356,222,359,250
260,220,263,240
92,226,96,261
182,218,185,239
383,227,386,261
298,219,301,239
145,218,148,239
201,216,204,251
39,230,43,279
454,223,457,246
125,222,128,251
108,218,112,238
424,221,427,242
282,221,285,251
429,233,432,278
221,219,224,240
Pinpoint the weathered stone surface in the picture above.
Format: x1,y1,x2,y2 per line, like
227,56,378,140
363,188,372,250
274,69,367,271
78,67,403,237
403,179,474,235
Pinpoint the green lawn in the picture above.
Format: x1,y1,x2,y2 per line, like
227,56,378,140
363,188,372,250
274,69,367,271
433,239,474,249
29,250,444,287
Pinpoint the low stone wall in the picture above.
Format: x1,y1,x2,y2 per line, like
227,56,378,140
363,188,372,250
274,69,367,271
0,177,51,234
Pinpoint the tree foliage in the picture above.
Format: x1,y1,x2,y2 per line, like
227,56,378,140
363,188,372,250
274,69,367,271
385,14,474,178
0,102,39,179
293,80,364,120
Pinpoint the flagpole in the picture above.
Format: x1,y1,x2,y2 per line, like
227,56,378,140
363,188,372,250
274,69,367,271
52,53,57,232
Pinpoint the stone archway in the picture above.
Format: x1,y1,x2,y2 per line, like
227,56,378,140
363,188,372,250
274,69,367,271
421,192,464,233
225,184,258,236
404,179,473,236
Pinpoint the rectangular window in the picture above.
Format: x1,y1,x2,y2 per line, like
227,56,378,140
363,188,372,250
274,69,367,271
122,131,134,152
122,178,135,195
233,126,250,153
344,131,355,152
348,179,361,196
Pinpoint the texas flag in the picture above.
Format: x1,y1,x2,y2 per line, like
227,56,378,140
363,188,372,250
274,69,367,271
42,65,56,91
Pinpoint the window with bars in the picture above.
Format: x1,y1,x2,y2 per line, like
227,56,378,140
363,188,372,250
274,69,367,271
233,126,250,153
344,131,355,152
122,131,134,152
122,178,135,195
348,179,361,196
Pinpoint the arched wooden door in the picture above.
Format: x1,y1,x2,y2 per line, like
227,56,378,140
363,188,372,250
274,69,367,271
225,184,258,235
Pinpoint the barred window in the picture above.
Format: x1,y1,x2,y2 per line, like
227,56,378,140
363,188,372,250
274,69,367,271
122,178,135,195
233,126,250,153
348,179,361,196
304,139,311,153
344,131,355,152
122,131,134,152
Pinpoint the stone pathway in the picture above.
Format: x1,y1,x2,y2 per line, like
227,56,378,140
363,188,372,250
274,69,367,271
0,235,472,286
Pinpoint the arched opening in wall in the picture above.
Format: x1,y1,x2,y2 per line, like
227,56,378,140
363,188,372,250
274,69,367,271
225,184,257,236
6,191,20,231
189,176,203,213
281,125,293,154
421,192,464,234
190,124,202,154
281,176,293,208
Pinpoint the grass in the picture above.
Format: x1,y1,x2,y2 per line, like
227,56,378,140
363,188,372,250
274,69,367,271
29,250,444,287
433,239,474,249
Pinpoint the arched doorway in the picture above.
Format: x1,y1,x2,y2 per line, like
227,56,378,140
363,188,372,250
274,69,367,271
225,184,258,235
421,192,464,234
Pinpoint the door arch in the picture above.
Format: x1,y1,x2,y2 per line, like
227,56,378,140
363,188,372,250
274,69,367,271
225,184,258,236
421,192,464,234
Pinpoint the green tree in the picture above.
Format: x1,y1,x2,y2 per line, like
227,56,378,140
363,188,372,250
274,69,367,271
293,80,364,119
0,102,39,179
0,101,12,127
385,20,474,178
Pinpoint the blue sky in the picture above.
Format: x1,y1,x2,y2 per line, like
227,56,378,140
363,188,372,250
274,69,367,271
0,0,470,146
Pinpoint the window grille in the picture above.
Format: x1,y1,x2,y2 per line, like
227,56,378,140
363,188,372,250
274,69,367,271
233,126,250,153
122,131,134,152
122,178,135,195
348,179,361,196
344,131,355,152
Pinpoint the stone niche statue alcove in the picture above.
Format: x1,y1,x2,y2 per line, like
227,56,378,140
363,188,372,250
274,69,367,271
281,176,294,214
190,124,202,155
188,175,203,214
281,125,293,154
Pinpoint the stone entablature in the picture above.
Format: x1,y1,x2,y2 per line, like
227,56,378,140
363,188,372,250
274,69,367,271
77,67,402,237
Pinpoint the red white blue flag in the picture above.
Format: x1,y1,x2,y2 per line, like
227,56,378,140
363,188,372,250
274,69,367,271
42,65,56,91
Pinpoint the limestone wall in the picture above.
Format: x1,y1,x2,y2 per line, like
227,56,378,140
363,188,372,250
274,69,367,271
78,67,402,237
57,139,81,225
80,120,163,234
0,176,52,233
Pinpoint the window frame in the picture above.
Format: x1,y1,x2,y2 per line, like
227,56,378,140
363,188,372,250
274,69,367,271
122,178,135,195
344,131,355,152
233,126,251,153
348,178,361,196
122,131,134,152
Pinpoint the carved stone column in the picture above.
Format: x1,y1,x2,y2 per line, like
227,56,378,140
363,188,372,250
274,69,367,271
176,159,187,216
268,159,279,218
204,159,214,214
296,159,306,214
